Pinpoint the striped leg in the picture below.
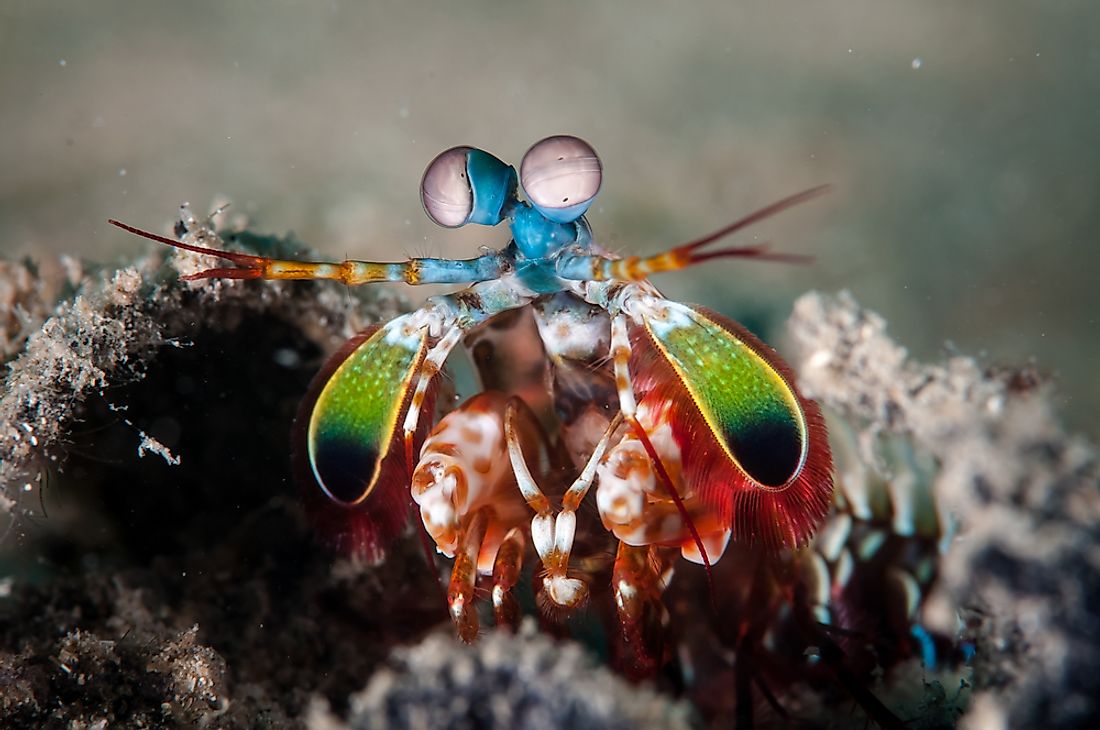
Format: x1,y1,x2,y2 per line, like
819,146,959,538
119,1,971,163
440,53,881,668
612,542,674,675
448,514,530,641
609,314,638,419
402,325,463,472
504,399,622,610
491,527,526,631
448,508,490,642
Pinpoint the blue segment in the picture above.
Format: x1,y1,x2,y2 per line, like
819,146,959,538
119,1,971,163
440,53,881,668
960,641,976,664
530,197,594,224
574,215,593,247
410,254,504,284
466,149,517,226
554,254,598,281
509,205,583,259
910,624,938,670
430,276,535,327
515,259,564,294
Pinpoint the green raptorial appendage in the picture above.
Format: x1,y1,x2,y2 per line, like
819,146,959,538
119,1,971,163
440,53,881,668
644,303,806,488
308,317,427,504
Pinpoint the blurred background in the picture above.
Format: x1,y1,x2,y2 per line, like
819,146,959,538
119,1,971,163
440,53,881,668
2,0,1096,436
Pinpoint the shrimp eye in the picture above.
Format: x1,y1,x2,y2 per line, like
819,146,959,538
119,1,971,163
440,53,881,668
420,146,516,228
519,135,602,223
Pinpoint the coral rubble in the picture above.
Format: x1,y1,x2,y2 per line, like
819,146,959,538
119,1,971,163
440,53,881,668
1,219,1095,728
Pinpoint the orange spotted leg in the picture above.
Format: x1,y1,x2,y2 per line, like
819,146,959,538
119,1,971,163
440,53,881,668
410,392,540,640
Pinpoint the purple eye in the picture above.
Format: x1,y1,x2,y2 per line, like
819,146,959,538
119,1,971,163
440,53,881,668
420,146,475,228
519,136,602,223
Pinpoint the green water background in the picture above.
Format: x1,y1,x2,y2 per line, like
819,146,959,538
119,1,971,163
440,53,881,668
2,1,1095,436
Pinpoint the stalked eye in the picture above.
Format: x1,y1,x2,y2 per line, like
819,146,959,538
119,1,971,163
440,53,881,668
519,135,602,223
421,146,517,228
421,146,475,228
